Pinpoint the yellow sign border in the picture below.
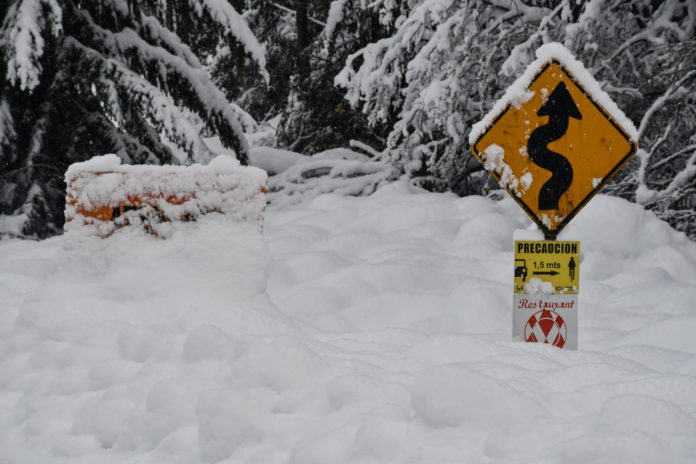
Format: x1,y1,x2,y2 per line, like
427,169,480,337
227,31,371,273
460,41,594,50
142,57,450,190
471,59,637,239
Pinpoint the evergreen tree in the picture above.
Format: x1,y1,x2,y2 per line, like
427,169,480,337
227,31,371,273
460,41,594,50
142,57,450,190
211,0,296,123
335,0,696,238
0,0,266,238
271,0,395,155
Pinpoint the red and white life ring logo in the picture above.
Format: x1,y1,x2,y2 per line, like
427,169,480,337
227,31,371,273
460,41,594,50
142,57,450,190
524,310,567,348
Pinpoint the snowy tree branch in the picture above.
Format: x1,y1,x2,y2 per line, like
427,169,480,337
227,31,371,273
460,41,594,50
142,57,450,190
1,0,63,91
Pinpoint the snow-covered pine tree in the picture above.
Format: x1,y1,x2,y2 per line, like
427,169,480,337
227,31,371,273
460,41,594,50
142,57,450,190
211,0,297,124
276,0,395,154
336,0,696,238
0,0,267,238
335,0,563,194
581,0,696,239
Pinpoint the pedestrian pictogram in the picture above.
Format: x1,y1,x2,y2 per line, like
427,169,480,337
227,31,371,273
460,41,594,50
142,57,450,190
470,45,638,239
568,256,576,282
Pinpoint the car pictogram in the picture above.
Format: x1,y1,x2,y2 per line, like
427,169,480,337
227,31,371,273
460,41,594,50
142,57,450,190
515,258,528,282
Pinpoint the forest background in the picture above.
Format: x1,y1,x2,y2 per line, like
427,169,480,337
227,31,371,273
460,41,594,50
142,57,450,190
1,0,694,239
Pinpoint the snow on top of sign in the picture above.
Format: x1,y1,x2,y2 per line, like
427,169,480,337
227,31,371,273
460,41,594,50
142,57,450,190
483,144,516,191
64,154,267,236
520,172,533,191
523,277,555,295
65,154,266,179
469,42,639,145
540,212,565,230
482,144,531,197
65,153,123,175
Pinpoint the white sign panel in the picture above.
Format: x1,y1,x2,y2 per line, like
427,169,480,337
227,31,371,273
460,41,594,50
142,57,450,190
513,294,577,350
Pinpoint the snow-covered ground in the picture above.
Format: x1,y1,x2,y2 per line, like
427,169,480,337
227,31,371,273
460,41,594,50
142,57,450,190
1,180,696,463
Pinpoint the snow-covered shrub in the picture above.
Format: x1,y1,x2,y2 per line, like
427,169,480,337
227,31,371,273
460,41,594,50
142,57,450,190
267,146,392,208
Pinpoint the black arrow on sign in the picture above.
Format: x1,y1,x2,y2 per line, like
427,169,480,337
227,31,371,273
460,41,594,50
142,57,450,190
533,270,560,276
527,81,581,210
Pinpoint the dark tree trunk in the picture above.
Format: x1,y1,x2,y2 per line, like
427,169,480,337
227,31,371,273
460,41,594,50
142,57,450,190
295,0,310,84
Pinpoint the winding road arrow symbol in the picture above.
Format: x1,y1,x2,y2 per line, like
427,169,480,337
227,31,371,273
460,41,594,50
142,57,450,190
527,82,582,210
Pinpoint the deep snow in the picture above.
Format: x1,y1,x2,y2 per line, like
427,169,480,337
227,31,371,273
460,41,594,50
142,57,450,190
1,180,696,463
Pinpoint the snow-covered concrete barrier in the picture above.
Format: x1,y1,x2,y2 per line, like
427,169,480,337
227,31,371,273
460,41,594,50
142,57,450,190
65,155,267,237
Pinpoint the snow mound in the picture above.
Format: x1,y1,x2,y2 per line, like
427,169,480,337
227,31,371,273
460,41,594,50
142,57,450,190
1,182,696,463
266,148,392,208
248,146,307,176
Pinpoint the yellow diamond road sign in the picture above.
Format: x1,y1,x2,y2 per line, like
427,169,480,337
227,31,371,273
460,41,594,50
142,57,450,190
470,44,638,239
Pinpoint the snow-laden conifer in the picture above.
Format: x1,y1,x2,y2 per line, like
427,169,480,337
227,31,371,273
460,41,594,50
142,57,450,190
0,0,267,238
335,0,696,238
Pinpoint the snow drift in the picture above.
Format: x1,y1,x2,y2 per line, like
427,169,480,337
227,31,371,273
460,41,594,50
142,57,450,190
1,181,695,463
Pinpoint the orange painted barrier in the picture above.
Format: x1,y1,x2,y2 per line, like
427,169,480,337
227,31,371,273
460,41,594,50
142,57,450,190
65,155,267,236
